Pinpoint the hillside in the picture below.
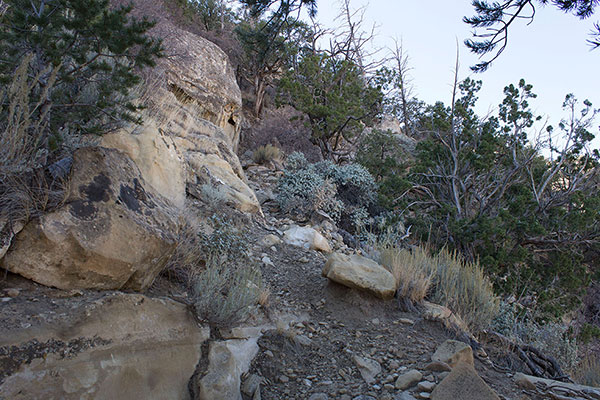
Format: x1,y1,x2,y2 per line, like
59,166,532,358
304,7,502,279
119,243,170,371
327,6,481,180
1,0,599,399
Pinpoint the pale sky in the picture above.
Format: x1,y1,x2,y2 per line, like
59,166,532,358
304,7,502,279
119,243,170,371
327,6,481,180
314,0,600,148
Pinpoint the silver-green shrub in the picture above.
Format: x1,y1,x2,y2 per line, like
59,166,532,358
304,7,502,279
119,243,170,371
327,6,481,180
277,152,377,225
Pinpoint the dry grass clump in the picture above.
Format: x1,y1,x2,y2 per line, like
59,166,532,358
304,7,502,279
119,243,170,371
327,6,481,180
426,248,499,333
378,245,499,333
1,56,68,232
574,354,600,387
380,246,433,307
252,144,281,164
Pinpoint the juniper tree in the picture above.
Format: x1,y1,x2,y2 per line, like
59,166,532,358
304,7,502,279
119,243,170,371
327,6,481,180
0,0,162,146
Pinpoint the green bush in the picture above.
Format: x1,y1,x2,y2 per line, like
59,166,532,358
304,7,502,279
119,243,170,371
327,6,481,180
0,0,162,142
355,129,412,209
277,152,377,227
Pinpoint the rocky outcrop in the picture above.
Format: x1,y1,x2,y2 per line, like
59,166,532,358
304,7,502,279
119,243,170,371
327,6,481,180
322,253,396,299
1,147,178,290
102,121,186,208
0,292,209,399
99,2,259,214
136,17,259,213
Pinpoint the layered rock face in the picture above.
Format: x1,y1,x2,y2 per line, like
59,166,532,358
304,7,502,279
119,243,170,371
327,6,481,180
0,293,210,399
1,10,260,289
104,16,259,214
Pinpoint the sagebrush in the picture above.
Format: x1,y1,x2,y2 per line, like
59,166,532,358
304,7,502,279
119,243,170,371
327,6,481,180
164,213,262,329
277,152,376,228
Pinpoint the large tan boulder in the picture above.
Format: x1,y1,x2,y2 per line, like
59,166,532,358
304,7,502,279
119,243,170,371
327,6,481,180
430,362,499,400
0,292,210,400
322,253,396,299
102,121,186,208
1,147,178,290
138,23,259,213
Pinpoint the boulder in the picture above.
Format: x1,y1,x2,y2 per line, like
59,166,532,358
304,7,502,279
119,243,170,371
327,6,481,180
353,355,382,384
142,20,261,214
322,253,396,299
102,121,186,208
430,362,499,400
283,225,332,253
431,340,474,368
196,338,260,400
1,147,178,290
395,369,423,390
0,292,209,399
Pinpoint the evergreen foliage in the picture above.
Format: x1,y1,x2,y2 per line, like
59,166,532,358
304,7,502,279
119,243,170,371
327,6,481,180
278,53,383,160
465,0,600,71
391,78,600,318
0,0,162,145
236,16,312,116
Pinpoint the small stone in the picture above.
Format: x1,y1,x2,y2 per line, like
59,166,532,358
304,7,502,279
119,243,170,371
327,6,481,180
308,394,328,400
395,393,418,400
279,375,289,383
353,355,382,384
388,360,400,370
303,379,313,387
264,350,274,358
417,393,431,399
372,318,380,325
299,256,310,263
261,234,281,247
5,288,20,297
418,381,436,392
398,318,415,325
425,361,451,372
1,297,12,302
384,383,395,390
261,255,274,266
294,335,314,347
241,374,263,396
395,369,423,390
431,340,473,368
